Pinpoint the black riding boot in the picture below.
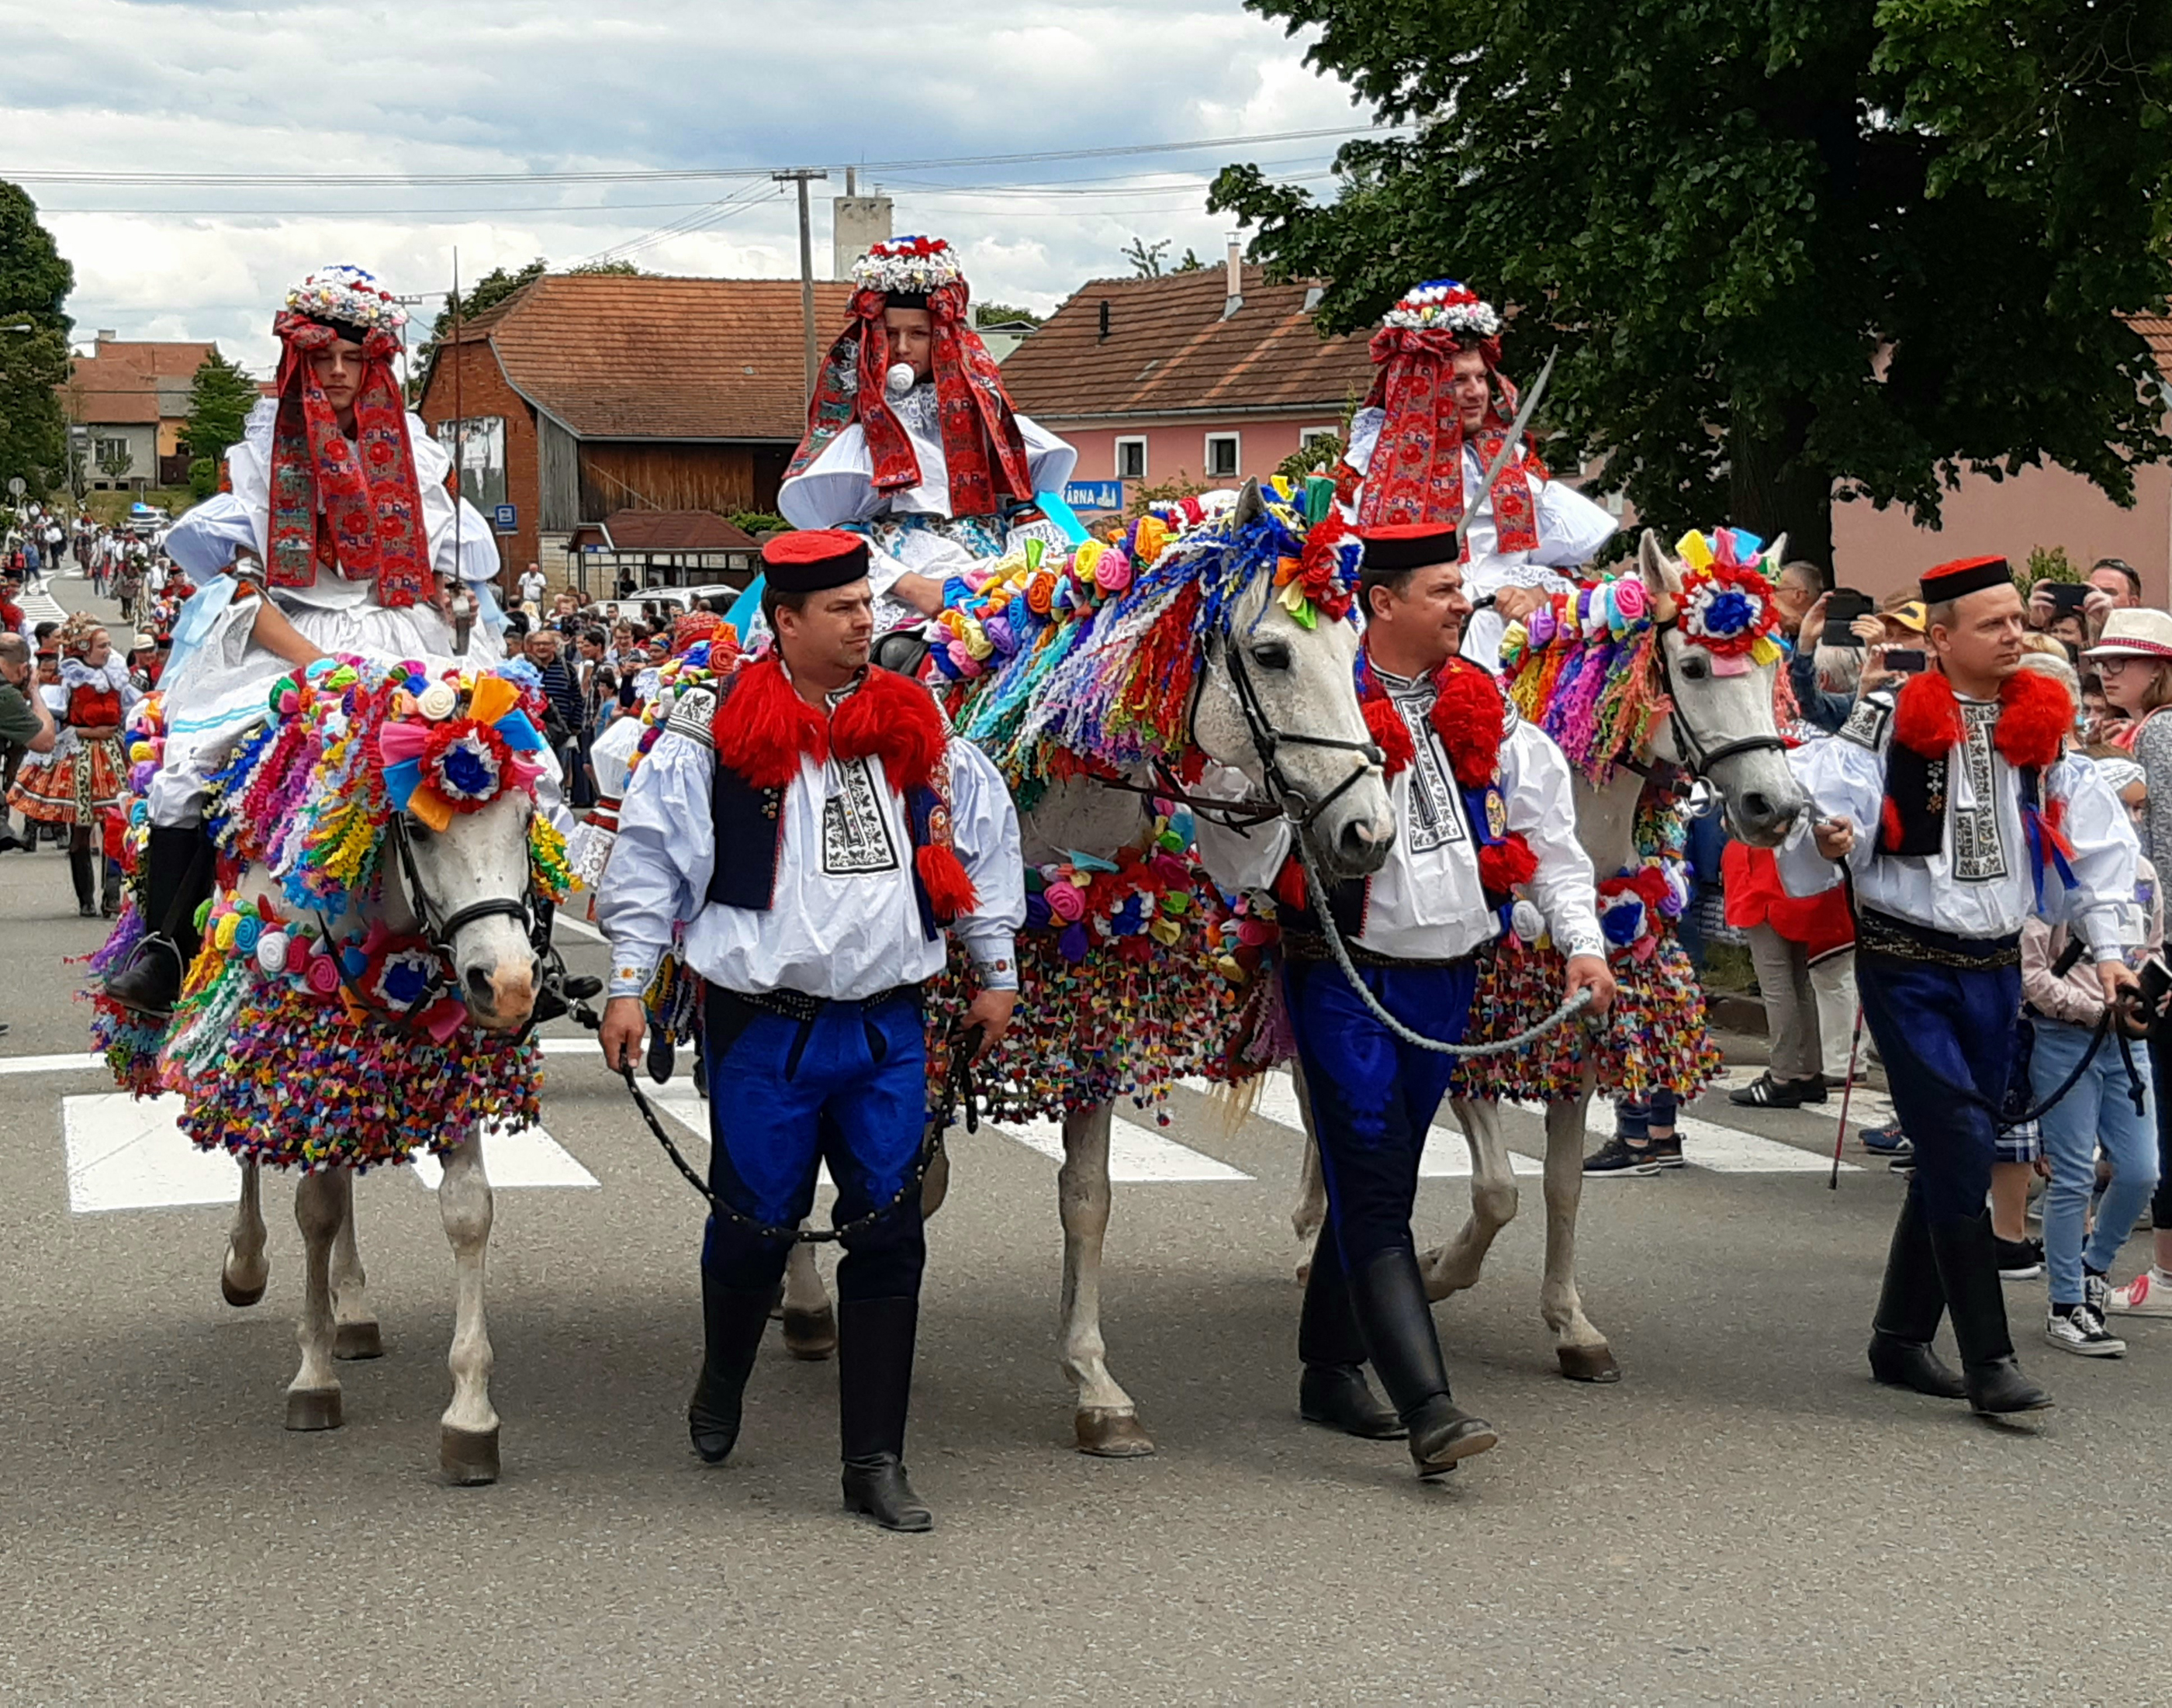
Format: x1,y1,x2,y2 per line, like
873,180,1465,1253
838,1295,932,1532
69,845,96,917
103,825,215,1012
1867,1187,1966,1399
1928,1210,2054,1416
1297,1231,1405,1439
687,1281,775,1464
1345,1246,1499,1475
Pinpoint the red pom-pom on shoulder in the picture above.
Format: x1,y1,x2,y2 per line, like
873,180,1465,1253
1995,667,2074,772
1427,658,1508,787
713,658,827,788
1890,670,1964,758
1274,856,1310,910
1364,697,1416,779
834,664,946,792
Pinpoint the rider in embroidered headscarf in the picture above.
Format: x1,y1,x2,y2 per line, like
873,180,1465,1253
777,235,1076,631
1340,279,1616,671
105,264,506,1013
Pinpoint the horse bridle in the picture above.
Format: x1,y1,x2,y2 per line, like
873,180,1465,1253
1646,616,1790,779
1212,600,1385,835
388,814,538,953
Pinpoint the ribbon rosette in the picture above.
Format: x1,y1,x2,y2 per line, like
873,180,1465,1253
1674,528,1781,667
1273,510,1360,628
376,673,547,831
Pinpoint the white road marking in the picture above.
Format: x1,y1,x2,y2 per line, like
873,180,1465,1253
1182,1071,1541,1177
62,1094,237,1213
994,1114,1251,1183
0,1052,106,1077
1508,1099,1859,1174
409,1122,597,1191
552,915,605,944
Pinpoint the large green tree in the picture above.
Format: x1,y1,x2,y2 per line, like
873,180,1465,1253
1212,0,2172,565
0,182,74,498
180,347,261,498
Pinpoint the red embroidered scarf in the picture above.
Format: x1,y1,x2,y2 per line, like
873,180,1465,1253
268,311,431,609
1354,326,1545,554
787,278,1034,520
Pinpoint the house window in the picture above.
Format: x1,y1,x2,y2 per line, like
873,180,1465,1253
1205,433,1240,479
1115,437,1147,481
1299,426,1340,449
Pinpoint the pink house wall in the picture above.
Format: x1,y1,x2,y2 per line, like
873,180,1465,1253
1832,461,2172,607
1043,414,1345,505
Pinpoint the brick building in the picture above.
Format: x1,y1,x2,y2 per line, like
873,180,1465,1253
416,273,853,586
62,334,217,490
999,255,1375,508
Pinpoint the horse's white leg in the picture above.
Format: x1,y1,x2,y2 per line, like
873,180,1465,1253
1059,1102,1153,1457
1288,1060,1327,1281
285,1167,346,1431
779,1237,835,1361
437,1130,500,1483
1541,1091,1618,1382
329,1184,383,1361
221,1158,268,1307
1418,1098,1521,1301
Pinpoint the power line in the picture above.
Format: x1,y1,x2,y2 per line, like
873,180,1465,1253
7,124,1398,188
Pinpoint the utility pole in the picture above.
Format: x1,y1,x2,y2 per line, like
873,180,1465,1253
773,168,828,406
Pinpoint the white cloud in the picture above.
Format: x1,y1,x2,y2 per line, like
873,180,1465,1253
6,0,1368,373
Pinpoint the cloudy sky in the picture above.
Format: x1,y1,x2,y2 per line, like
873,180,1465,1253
2,0,1375,376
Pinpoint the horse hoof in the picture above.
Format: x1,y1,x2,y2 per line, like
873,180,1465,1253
220,1271,266,1309
1558,1344,1621,1383
441,1425,500,1485
1075,1408,1156,1457
285,1387,344,1432
782,1305,838,1361
334,1321,384,1361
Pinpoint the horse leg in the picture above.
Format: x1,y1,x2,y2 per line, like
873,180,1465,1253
221,1158,268,1307
285,1167,347,1431
438,1131,500,1484
1288,1060,1327,1281
1541,1092,1619,1383
1060,1103,1153,1457
1418,1098,1521,1302
779,1238,836,1361
330,1184,383,1361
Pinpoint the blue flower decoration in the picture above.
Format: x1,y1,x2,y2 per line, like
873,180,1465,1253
1702,589,1755,635
1600,897,1648,947
440,742,497,799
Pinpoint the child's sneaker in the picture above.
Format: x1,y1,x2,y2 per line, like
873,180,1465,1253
2107,1268,2172,1317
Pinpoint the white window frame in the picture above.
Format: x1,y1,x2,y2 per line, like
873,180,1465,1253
1204,432,1241,479
1114,436,1147,481
1299,425,1340,449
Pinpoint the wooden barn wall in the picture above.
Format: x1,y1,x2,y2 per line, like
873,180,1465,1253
537,415,582,533
576,444,767,521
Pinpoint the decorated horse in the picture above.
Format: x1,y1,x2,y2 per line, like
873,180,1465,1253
766,479,1395,1454
92,656,575,1482
1290,527,1809,1382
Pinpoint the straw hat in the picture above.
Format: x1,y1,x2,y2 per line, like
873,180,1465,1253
2083,607,2172,660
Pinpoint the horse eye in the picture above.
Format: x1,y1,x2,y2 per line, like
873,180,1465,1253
1251,639,1293,671
1679,655,1710,681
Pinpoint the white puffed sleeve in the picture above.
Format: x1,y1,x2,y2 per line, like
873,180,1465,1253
1528,476,1618,568
1501,718,1604,957
2048,752,2143,958
946,737,1026,988
1777,731,1887,898
163,492,262,582
594,731,715,997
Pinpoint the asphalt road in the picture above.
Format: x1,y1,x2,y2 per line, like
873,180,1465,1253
2,572,2166,1706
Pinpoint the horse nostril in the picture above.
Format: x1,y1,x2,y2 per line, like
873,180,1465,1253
1741,791,1774,824
465,967,495,1003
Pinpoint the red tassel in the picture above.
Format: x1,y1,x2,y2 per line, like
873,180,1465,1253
1364,697,1416,779
1880,797,1904,851
835,664,947,792
1891,670,1963,758
1476,833,1538,895
1427,658,1510,787
713,659,827,788
1995,667,2074,772
915,842,978,921
1274,856,1310,910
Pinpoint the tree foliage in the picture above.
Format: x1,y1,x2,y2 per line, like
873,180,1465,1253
974,301,1043,327
0,181,74,497
409,258,548,398
180,347,259,496
1211,0,2172,565
1121,238,1207,278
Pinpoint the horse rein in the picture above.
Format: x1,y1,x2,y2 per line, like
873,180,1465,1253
1212,596,1385,838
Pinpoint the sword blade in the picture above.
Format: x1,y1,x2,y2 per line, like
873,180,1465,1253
1458,343,1559,551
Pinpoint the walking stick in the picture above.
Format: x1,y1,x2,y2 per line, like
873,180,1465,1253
1829,1003,1864,1191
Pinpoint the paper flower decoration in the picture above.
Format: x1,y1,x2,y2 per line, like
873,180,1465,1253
377,672,546,831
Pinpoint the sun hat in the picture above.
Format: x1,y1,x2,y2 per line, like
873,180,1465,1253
2083,607,2172,660
1883,599,1927,634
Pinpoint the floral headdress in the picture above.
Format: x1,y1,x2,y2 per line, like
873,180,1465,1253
282,264,407,334
851,235,966,297
1671,528,1783,662
1381,278,1503,344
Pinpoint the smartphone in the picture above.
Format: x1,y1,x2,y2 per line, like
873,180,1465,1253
1821,589,1875,647
1883,648,1927,673
2045,582,2089,614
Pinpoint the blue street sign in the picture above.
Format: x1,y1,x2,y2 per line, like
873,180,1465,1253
1061,479,1125,512
492,503,517,534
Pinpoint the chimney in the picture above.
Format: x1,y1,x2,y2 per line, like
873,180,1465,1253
1098,299,1111,341
96,329,116,344
1223,238,1243,320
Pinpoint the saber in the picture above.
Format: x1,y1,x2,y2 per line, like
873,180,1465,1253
1458,344,1559,553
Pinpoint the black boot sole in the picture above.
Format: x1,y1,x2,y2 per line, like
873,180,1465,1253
1299,1403,1409,1441
842,1467,933,1532
1412,1416,1499,1476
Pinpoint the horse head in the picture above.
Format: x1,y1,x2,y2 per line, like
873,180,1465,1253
1636,527,1807,848
1189,479,1396,882
396,788,542,1033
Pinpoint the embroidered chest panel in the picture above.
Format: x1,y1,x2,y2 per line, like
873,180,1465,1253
1950,700,2007,883
1391,689,1470,856
820,758,901,876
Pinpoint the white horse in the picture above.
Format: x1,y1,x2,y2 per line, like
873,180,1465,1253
780,480,1396,1454
1291,529,1810,1381
105,664,553,1484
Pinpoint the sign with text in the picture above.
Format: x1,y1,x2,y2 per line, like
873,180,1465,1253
492,503,517,534
1061,479,1126,512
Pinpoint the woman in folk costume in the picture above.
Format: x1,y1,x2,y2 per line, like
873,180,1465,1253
1780,555,2141,1418
8,612,135,916
1340,280,1616,670
778,235,1077,632
103,264,505,1014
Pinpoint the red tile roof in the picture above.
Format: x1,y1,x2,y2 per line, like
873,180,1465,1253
448,274,857,441
64,339,218,427
1000,264,1375,424
600,509,759,551
2132,315,2172,378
